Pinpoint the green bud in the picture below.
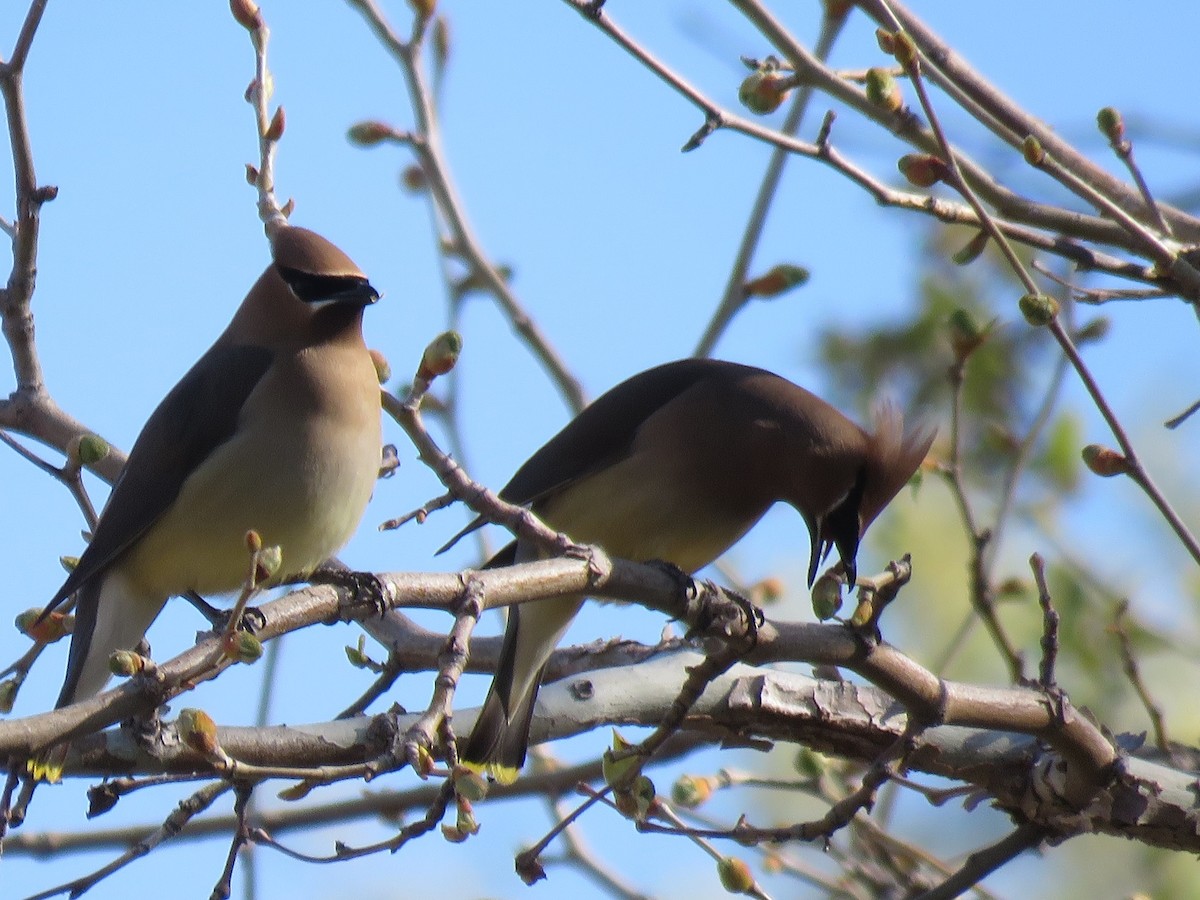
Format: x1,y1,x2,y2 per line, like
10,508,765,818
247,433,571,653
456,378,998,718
602,729,641,789
255,545,283,581
794,747,828,779
1075,316,1111,344
952,230,990,266
1096,106,1124,143
717,856,755,894
0,677,18,714
947,307,993,360
1022,135,1046,166
109,649,146,678
69,433,109,467
178,707,221,757
453,766,490,802
671,774,714,808
1018,292,1059,326
810,572,843,621
224,630,264,664
865,67,902,112
454,795,480,836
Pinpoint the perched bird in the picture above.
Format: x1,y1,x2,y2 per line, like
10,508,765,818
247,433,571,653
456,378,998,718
443,358,932,784
42,225,382,728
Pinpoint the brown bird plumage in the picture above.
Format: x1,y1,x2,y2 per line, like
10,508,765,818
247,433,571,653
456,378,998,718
41,226,382,754
443,358,932,783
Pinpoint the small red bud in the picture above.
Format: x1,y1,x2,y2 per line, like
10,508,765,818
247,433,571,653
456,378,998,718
265,106,286,141
738,69,792,115
1082,444,1130,477
244,529,264,554
891,30,918,68
15,608,70,644
743,263,809,299
406,0,436,20
400,164,428,193
897,153,949,188
347,121,395,146
229,0,263,31
416,331,463,381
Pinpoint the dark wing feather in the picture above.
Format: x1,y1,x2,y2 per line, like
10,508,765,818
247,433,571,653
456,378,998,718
437,359,755,554
42,344,274,613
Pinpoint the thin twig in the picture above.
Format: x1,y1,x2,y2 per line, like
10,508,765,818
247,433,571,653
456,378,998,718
20,781,232,900
915,822,1048,900
1111,599,1170,755
345,0,585,412
694,5,848,356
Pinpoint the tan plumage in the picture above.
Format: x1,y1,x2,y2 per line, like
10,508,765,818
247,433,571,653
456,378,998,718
43,225,382,725
443,358,932,783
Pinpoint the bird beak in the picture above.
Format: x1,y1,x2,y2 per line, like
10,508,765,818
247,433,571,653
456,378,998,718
832,514,861,589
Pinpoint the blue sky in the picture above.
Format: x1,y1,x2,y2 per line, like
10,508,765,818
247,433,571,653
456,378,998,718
2,2,1199,897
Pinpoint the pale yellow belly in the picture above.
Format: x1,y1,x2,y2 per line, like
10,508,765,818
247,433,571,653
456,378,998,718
535,452,765,573
120,348,381,599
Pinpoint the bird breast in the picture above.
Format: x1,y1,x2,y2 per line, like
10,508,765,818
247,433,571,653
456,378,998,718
120,342,381,598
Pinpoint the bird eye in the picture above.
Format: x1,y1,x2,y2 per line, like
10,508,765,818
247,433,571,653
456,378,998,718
277,266,380,305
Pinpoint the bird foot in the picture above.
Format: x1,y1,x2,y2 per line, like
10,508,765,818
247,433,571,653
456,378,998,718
310,564,390,616
643,558,697,598
184,591,266,634
685,580,763,649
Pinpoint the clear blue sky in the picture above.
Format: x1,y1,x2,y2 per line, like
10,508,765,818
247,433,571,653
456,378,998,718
2,2,1198,897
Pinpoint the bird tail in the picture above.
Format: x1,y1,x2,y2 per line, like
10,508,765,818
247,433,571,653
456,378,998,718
29,573,167,782
459,593,583,784
458,665,546,786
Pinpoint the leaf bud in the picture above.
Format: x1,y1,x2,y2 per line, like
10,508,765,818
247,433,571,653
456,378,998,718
717,856,755,894
347,121,395,146
810,572,843,621
178,707,221,757
738,68,792,115
897,153,949,187
1018,292,1059,326
417,330,463,381
865,67,903,112
1081,443,1130,477
743,264,809,299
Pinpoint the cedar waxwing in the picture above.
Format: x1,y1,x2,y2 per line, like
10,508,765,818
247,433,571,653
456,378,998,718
40,225,382,739
442,358,933,783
